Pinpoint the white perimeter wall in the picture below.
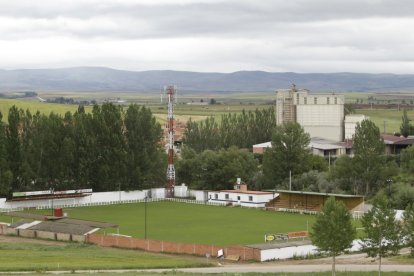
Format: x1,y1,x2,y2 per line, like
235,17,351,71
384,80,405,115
0,189,166,210
260,240,362,262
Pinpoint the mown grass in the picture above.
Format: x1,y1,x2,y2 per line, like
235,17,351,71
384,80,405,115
0,242,207,271
5,201,361,246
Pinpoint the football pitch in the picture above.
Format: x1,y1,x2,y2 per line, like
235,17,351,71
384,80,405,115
26,201,317,246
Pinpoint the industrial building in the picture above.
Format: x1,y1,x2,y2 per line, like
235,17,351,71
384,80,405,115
344,114,368,140
276,85,345,141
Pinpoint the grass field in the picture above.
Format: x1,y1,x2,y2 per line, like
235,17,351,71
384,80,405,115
58,201,317,246
0,201,365,246
0,242,206,271
0,98,93,118
356,108,414,134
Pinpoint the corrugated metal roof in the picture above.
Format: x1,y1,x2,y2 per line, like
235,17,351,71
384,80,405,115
274,190,364,198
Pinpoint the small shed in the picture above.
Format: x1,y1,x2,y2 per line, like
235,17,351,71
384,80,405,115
267,190,364,213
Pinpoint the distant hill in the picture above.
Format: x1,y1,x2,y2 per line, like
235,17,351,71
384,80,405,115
1,67,414,93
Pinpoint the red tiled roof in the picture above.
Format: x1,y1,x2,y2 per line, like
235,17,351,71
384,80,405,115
381,134,414,145
381,134,407,142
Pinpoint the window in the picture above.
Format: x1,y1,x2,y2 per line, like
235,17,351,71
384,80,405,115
327,97,330,104
249,196,253,201
237,196,240,201
225,194,229,200
304,97,307,104
314,97,317,104
334,97,337,104
215,194,218,199
296,93,299,103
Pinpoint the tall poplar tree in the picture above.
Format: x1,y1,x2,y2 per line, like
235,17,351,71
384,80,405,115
400,109,411,137
262,122,311,189
6,106,22,195
311,197,356,276
361,196,403,276
353,119,385,195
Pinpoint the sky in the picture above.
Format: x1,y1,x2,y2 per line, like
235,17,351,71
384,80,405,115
1,0,414,73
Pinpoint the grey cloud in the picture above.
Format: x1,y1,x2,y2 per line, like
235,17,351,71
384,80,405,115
2,1,414,37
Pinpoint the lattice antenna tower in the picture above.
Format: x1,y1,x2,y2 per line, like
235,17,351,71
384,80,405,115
165,85,177,198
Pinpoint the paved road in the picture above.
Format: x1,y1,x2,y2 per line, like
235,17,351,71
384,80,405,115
7,264,412,275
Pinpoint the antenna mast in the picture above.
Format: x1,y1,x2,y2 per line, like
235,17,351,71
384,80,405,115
165,85,176,198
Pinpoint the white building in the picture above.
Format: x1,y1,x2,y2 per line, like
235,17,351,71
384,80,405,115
207,179,277,208
252,141,272,154
344,114,368,140
276,86,345,142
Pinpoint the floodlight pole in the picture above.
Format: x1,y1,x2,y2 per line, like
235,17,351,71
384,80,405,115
144,195,147,240
50,187,54,216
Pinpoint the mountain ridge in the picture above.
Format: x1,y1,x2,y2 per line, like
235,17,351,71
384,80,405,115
1,67,414,92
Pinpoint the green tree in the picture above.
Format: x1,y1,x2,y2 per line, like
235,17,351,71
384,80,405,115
0,112,12,196
176,146,258,190
400,145,414,173
331,155,360,194
6,106,23,195
311,197,356,276
291,171,336,193
400,109,411,138
403,203,414,257
361,196,403,276
184,108,276,151
184,117,220,152
353,119,385,195
124,105,164,189
262,122,311,189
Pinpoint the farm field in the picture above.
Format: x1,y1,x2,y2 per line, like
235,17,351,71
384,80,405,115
1,201,363,246
0,98,93,118
0,241,206,271
0,97,272,124
357,108,414,134
2,92,414,134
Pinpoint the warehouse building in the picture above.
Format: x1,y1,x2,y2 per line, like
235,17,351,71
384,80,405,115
276,85,345,141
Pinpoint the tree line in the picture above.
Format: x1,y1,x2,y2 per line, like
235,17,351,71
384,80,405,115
0,103,165,197
183,107,276,152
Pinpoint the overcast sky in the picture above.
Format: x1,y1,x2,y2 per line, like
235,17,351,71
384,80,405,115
1,0,414,73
